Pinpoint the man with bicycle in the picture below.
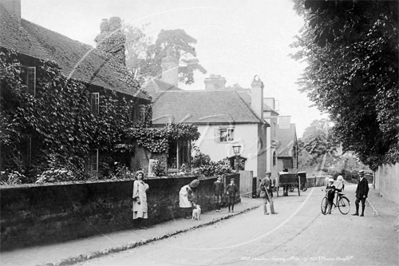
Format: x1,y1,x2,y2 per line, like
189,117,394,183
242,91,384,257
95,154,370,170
352,170,369,217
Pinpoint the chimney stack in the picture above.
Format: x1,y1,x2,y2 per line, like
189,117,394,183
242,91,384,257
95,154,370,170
161,49,179,87
251,75,264,120
204,74,226,90
1,0,21,23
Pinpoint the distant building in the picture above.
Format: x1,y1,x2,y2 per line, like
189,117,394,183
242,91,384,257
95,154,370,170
275,119,299,172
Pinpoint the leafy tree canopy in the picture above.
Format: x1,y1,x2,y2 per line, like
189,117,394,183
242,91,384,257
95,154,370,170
291,0,399,170
125,27,207,85
300,119,340,162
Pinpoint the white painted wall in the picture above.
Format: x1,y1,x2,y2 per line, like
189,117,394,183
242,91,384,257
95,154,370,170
195,124,263,178
264,111,279,178
375,163,399,205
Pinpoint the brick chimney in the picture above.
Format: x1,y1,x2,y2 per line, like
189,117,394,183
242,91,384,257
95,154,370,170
161,49,178,87
204,74,226,90
1,0,21,23
251,75,264,120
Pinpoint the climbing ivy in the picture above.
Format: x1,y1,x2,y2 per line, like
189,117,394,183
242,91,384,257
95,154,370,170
125,123,200,153
0,50,146,181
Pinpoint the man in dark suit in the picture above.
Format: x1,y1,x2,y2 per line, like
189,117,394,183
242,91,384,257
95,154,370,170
352,170,369,217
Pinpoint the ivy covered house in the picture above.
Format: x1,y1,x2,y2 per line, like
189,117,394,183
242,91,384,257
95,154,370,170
0,0,151,181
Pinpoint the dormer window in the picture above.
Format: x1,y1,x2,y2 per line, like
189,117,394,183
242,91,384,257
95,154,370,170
90,93,99,115
21,66,36,96
131,104,146,123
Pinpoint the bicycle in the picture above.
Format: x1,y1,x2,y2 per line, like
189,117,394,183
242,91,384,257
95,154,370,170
321,189,350,215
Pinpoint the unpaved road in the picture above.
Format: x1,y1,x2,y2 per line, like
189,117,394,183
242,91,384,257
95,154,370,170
76,184,399,266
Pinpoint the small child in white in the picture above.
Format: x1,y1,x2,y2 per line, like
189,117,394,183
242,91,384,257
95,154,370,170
192,203,201,220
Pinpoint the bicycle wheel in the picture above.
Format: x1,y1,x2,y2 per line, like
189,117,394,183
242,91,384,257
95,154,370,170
321,197,328,215
338,197,350,215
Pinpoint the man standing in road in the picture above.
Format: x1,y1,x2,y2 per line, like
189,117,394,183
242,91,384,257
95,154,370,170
261,172,277,215
352,170,369,217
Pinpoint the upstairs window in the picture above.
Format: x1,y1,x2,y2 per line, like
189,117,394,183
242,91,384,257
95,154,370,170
21,66,36,96
215,128,234,142
90,93,99,115
88,149,99,173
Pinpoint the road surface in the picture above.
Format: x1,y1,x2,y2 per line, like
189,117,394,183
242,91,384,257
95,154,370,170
75,184,399,266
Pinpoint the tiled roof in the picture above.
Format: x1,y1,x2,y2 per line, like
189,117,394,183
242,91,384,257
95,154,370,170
0,4,150,101
151,90,264,125
144,79,181,94
276,123,297,157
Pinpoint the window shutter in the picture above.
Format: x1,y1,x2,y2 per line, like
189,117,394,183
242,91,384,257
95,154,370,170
214,128,220,142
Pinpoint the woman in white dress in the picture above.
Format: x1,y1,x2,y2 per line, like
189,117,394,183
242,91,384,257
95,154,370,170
179,179,199,219
132,170,149,229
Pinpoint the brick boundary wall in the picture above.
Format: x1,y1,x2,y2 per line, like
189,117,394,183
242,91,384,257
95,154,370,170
375,163,399,205
0,174,240,251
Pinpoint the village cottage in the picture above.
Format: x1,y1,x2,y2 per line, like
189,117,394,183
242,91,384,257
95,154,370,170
0,0,151,178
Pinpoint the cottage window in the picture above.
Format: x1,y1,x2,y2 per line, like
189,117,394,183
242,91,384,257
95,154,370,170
215,128,234,142
21,66,36,96
88,149,99,172
167,140,191,172
90,93,100,115
131,104,146,123
138,104,146,122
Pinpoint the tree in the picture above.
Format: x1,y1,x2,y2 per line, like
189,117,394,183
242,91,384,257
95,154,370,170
300,119,340,164
291,0,399,170
124,23,153,84
125,28,207,85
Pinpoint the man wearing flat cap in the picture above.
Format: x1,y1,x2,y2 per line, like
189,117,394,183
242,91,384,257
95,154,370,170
353,170,369,217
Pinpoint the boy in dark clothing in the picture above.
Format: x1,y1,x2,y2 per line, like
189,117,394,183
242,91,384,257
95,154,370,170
213,175,224,212
225,178,239,213
325,178,336,214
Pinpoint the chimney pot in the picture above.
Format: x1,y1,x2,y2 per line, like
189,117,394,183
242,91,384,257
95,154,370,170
204,74,226,90
251,75,264,120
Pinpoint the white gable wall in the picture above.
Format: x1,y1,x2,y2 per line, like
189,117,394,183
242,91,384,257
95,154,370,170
194,123,266,179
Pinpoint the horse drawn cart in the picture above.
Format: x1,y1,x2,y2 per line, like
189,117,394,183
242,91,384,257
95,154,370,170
276,172,302,197
298,171,307,192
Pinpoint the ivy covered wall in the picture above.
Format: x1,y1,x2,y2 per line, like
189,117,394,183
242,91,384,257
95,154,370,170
0,49,150,182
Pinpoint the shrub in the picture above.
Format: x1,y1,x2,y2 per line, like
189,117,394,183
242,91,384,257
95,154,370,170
151,160,166,177
35,168,74,183
0,170,23,186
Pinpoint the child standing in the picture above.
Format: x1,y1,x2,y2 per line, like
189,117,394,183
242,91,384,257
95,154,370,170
225,178,238,213
213,175,224,212
325,178,336,214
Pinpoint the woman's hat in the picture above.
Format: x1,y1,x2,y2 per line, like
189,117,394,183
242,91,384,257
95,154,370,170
189,179,200,188
337,175,343,181
136,170,145,177
328,178,334,182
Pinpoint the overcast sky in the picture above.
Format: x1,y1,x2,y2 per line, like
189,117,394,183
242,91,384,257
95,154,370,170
22,0,327,137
